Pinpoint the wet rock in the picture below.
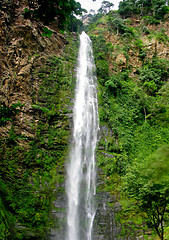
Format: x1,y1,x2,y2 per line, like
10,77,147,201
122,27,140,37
93,192,122,240
100,151,115,158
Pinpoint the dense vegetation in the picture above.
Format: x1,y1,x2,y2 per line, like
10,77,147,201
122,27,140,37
118,0,168,20
85,1,169,239
0,32,78,239
24,0,86,31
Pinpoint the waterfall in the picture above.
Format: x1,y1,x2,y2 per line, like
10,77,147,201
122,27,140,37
66,31,99,240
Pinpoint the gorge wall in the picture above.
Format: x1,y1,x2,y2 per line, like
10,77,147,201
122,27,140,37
0,1,78,238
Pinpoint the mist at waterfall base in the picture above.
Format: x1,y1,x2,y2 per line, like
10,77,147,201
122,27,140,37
66,32,99,240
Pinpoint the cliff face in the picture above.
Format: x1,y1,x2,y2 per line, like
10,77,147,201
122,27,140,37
0,1,78,238
0,0,66,139
87,11,169,240
90,16,169,75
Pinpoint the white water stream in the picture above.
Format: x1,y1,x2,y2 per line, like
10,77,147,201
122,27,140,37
66,32,99,240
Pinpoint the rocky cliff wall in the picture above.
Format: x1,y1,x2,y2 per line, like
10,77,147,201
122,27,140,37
0,2,78,238
0,0,67,140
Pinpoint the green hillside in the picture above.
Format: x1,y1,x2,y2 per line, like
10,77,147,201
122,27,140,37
85,1,169,239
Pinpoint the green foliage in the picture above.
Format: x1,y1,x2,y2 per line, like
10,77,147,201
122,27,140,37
0,33,78,239
89,34,112,83
138,57,169,95
67,16,83,32
25,0,86,30
0,102,23,126
98,0,114,14
118,0,169,20
98,63,168,158
134,39,147,61
134,39,143,49
153,82,169,125
90,34,110,60
22,7,34,19
0,141,58,238
141,15,160,25
155,29,169,44
87,5,169,238
96,60,109,84
142,26,150,35
85,13,103,32
118,0,138,18
90,22,169,236
105,73,123,96
107,15,135,36
123,145,169,239
41,27,53,38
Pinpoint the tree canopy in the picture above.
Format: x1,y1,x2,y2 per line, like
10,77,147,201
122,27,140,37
98,1,114,14
123,145,169,240
118,0,169,19
27,0,86,29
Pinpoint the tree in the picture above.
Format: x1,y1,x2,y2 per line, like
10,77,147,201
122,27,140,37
118,0,169,19
67,15,83,32
123,145,169,240
102,0,114,12
136,0,168,18
27,0,86,29
98,0,114,14
151,0,169,19
118,0,135,18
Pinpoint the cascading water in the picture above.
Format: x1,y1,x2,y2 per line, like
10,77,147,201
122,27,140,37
66,31,99,240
